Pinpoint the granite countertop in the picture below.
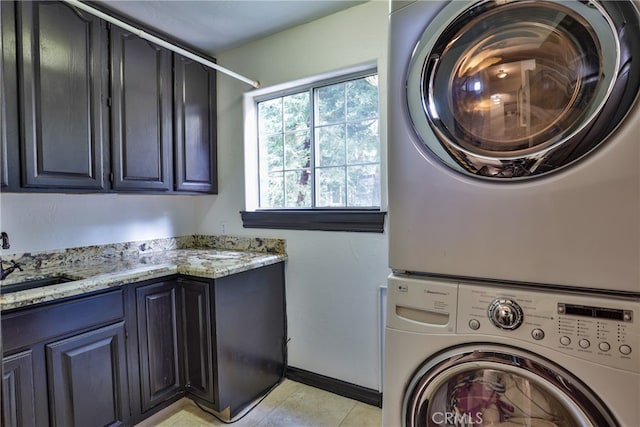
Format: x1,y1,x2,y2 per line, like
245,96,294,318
0,235,286,311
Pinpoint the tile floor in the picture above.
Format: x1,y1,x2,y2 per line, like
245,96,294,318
136,380,382,427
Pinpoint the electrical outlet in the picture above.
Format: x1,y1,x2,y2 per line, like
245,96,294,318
219,221,228,235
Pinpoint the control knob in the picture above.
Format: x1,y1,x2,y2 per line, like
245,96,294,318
488,298,523,330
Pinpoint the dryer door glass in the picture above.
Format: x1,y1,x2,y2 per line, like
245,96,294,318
403,347,618,427
407,0,640,179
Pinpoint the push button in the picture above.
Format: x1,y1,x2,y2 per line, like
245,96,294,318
598,342,610,352
560,336,571,346
620,345,632,355
579,339,590,349
531,329,545,340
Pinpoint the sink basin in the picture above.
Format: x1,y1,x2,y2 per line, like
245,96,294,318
0,275,74,295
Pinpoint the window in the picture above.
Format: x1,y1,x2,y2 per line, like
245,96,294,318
258,73,380,209
243,65,385,232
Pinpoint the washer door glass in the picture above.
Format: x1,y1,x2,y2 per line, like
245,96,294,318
407,0,640,179
403,346,618,426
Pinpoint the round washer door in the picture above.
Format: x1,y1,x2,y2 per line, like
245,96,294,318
407,0,640,180
403,345,618,427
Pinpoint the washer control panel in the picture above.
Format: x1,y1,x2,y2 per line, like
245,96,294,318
457,283,640,372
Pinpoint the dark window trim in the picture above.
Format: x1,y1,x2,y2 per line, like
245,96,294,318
240,209,386,233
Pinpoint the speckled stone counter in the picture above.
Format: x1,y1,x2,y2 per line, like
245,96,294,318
0,235,286,311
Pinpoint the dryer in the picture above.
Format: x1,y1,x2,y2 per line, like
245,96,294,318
388,0,640,293
382,275,640,426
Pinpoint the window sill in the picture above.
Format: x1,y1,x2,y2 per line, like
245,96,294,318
240,209,386,233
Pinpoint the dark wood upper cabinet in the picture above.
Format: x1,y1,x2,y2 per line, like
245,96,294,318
17,1,107,190
1,1,20,191
1,1,218,194
174,55,218,194
110,26,173,192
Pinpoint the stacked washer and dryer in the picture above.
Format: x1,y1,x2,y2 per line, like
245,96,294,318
384,0,640,426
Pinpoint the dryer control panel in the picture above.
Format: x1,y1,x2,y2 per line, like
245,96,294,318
457,283,640,373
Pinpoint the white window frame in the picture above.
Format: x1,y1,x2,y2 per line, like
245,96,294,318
242,62,386,232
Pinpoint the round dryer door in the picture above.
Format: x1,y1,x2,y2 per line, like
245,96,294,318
407,0,640,179
403,345,618,427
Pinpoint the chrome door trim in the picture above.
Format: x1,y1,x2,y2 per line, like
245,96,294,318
406,0,640,180
402,344,618,426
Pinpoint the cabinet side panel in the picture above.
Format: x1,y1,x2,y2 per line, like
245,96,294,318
214,263,286,415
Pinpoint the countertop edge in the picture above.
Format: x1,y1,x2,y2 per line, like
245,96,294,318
1,252,287,311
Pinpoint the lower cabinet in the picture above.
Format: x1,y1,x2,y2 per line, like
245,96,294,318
128,264,286,422
2,262,286,426
209,262,287,417
1,289,127,426
128,277,208,420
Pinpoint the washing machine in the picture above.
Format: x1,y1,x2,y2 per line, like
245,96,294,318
382,274,640,426
388,0,640,293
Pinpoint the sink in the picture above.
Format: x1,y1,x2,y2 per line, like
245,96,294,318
0,275,74,295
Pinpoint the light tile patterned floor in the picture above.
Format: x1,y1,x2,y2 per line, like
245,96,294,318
136,380,382,427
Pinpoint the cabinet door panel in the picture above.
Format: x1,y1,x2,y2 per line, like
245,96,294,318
111,27,172,191
136,281,181,412
17,1,106,190
2,350,36,427
46,322,129,427
180,278,214,402
174,55,217,193
1,1,20,190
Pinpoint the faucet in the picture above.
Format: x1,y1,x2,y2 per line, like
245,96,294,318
1,232,9,250
1,259,22,280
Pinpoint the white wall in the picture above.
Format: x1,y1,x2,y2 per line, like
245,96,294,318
195,1,390,390
0,193,198,253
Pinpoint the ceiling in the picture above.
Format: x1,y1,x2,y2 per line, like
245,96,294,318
94,0,367,55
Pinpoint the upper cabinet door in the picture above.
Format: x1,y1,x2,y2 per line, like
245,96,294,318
1,1,20,191
110,26,172,192
174,55,217,194
17,1,106,190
